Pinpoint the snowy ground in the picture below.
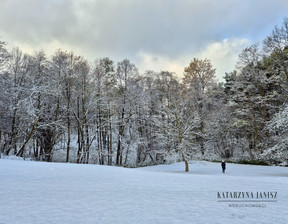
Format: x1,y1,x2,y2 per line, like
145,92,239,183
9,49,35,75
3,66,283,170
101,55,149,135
0,158,287,224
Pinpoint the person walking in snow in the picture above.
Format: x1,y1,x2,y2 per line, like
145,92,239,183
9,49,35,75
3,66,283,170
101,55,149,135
221,160,226,173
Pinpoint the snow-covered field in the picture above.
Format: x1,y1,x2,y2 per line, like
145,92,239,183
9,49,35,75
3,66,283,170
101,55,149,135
0,158,287,224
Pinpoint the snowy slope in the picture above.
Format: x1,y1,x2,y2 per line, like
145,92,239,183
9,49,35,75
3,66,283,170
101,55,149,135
0,159,287,224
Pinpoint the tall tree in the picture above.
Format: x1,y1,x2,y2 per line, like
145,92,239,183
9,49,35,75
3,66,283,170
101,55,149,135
73,58,92,164
183,58,216,155
5,48,30,155
90,57,115,165
115,59,138,165
263,17,288,83
51,50,80,162
0,41,10,156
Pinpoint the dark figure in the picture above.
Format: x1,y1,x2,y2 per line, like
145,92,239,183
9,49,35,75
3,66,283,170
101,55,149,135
221,160,226,173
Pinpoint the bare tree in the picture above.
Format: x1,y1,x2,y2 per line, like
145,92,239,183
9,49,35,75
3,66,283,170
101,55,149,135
115,59,138,165
183,58,216,155
51,50,80,162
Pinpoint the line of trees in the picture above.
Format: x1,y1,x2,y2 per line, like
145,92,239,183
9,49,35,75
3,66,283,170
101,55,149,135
1,19,288,170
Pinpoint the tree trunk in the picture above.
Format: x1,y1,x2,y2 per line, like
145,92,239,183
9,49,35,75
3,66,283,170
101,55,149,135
108,109,113,166
66,105,71,163
181,151,189,172
9,109,18,155
16,117,39,157
116,106,125,166
116,137,121,165
76,98,81,163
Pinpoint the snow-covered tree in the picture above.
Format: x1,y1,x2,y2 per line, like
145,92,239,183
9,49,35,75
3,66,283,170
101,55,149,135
90,57,116,165
115,59,139,165
260,104,288,165
183,58,217,155
51,50,83,162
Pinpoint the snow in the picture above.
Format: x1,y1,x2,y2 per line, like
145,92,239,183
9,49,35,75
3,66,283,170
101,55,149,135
0,159,287,224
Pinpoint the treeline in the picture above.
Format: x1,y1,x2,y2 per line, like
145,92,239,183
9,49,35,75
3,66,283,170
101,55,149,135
0,19,288,168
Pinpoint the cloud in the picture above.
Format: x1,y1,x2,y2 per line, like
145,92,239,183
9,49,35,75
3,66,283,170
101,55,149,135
0,0,288,80
137,51,187,76
198,38,251,81
0,0,76,44
137,38,251,81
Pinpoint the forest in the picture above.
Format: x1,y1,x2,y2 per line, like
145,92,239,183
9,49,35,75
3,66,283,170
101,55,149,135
1,19,288,169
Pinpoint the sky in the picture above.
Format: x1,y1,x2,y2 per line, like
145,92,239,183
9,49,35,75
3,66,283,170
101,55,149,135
1,0,288,81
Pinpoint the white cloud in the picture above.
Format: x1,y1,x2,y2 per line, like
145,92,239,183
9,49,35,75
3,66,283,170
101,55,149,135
0,0,287,82
137,38,251,82
137,51,189,77
198,38,251,81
